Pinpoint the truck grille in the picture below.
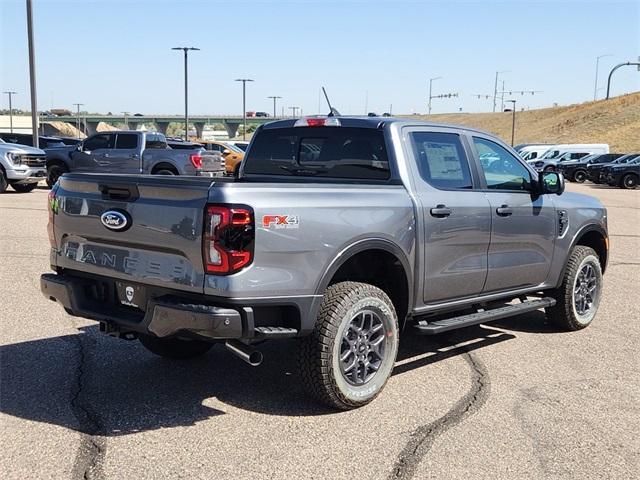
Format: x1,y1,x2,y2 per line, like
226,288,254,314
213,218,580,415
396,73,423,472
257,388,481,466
20,154,46,167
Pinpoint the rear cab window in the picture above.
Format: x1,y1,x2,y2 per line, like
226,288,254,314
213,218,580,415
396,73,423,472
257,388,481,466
115,133,139,149
243,126,390,181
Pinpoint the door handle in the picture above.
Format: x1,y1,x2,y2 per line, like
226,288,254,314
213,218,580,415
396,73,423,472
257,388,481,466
430,205,452,218
496,205,513,216
129,153,139,159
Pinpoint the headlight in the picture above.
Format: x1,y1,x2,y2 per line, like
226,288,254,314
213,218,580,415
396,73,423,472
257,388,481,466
7,152,22,165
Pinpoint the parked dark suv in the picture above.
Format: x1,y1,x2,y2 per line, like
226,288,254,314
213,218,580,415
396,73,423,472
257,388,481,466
558,153,625,183
605,157,640,189
588,154,639,183
0,132,68,149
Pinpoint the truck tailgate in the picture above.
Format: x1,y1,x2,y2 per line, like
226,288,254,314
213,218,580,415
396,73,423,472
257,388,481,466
51,174,214,293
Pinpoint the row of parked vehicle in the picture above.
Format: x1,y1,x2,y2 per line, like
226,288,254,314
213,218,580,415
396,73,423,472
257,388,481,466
0,131,249,193
514,143,639,189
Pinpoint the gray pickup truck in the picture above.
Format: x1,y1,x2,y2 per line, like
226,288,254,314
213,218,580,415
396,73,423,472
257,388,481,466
45,130,223,187
41,117,608,409
0,138,47,193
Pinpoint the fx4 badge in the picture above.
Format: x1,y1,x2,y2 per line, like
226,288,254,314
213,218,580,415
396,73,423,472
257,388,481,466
262,215,300,229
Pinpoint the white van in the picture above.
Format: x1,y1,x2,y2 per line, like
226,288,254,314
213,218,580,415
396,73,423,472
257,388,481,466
519,145,553,161
527,144,609,171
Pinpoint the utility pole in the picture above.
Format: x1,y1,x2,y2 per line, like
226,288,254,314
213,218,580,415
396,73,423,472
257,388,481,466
288,106,299,118
172,47,200,140
506,99,516,146
428,76,442,115
594,54,613,101
3,91,17,133
493,71,509,112
26,0,39,148
73,103,84,139
500,80,505,111
268,95,281,118
235,78,254,140
122,111,129,129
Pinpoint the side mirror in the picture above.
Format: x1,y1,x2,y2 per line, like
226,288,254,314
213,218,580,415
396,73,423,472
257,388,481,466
540,171,565,195
76,143,83,152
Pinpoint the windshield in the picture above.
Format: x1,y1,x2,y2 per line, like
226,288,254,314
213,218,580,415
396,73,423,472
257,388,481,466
540,149,561,159
244,127,390,180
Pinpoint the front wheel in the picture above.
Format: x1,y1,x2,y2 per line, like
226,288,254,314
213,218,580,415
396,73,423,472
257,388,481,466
545,246,603,330
0,169,8,193
298,282,399,410
621,173,638,189
139,334,214,359
47,163,68,188
573,170,587,183
11,182,39,193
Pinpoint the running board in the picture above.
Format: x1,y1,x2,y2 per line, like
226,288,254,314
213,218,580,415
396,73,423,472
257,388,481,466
413,297,556,335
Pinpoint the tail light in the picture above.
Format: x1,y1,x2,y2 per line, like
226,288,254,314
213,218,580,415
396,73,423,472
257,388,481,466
203,205,254,274
190,153,203,169
47,188,59,248
294,117,341,127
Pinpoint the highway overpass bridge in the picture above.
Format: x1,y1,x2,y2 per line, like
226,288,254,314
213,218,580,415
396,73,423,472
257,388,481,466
39,115,282,138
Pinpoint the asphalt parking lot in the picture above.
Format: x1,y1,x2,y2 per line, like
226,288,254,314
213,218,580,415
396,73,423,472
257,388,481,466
1,182,638,480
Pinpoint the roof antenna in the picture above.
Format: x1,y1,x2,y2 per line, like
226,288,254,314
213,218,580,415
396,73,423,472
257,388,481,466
322,87,341,117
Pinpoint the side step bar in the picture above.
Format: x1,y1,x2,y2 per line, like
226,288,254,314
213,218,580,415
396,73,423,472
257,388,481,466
413,297,556,335
254,326,298,339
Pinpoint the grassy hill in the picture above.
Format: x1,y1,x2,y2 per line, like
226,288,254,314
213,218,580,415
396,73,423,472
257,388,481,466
415,92,640,152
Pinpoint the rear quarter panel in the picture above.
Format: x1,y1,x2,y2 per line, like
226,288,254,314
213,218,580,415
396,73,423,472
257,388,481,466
204,183,416,298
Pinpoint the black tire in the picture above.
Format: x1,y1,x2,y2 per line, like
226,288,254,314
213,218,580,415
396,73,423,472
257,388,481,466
11,182,38,193
298,281,399,410
233,162,241,177
0,168,8,193
47,163,68,188
139,334,213,359
545,246,603,331
572,169,587,183
621,173,638,189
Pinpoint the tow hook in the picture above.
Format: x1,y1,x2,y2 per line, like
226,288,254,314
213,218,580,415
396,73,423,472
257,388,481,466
225,340,263,366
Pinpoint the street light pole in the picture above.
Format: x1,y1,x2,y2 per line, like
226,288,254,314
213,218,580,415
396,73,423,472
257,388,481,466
73,103,83,139
428,76,442,115
235,78,254,140
172,47,200,140
506,99,516,146
3,92,17,133
594,54,613,101
26,0,39,148
268,95,281,118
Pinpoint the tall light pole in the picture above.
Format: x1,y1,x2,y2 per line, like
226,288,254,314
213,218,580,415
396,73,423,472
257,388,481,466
73,103,83,139
506,99,516,146
235,78,254,140
493,70,510,112
428,76,442,115
172,47,200,140
288,106,300,118
594,54,613,101
3,92,17,133
268,95,281,118
26,0,39,148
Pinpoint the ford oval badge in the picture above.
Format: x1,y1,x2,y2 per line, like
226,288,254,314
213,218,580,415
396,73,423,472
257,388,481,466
100,210,130,231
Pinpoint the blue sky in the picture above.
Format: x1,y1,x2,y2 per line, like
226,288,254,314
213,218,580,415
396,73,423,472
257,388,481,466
1,0,638,115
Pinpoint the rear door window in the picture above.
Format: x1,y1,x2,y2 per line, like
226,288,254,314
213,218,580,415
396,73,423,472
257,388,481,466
244,127,390,180
409,132,473,189
115,133,138,149
84,134,114,151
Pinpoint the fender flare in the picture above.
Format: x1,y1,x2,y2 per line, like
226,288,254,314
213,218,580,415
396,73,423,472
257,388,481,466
150,160,179,174
557,223,608,286
312,238,414,327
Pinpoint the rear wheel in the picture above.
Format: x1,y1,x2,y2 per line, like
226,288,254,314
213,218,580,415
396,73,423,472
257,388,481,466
153,168,177,175
573,169,587,183
11,182,39,193
139,334,213,359
621,173,638,189
298,282,399,410
545,246,603,330
47,163,68,188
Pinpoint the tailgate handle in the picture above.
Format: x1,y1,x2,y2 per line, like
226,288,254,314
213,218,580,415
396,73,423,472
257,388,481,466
99,183,139,201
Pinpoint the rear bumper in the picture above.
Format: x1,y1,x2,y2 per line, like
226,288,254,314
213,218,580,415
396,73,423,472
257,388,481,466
41,272,319,340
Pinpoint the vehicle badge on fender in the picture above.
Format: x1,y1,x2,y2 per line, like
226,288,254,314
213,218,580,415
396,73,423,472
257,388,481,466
100,210,130,231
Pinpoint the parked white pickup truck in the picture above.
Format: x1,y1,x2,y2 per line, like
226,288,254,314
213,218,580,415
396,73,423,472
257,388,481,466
0,138,47,193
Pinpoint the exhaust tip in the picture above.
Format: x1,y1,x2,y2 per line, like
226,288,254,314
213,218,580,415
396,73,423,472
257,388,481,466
225,340,263,367
247,350,263,367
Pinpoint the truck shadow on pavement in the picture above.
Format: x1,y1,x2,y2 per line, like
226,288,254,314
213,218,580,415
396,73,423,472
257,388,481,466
0,313,550,436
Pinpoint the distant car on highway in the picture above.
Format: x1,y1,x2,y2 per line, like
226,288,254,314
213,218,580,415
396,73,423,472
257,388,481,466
255,112,270,117
44,130,221,187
